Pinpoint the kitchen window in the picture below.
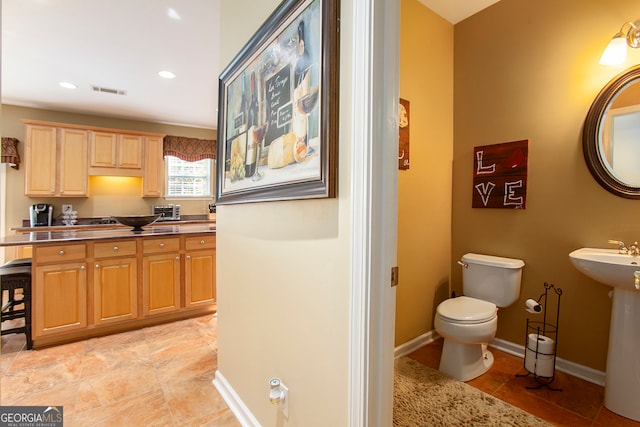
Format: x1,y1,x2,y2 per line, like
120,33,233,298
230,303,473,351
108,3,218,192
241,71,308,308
165,156,213,198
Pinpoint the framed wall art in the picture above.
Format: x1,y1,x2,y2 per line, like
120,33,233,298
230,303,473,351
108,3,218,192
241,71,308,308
215,0,339,205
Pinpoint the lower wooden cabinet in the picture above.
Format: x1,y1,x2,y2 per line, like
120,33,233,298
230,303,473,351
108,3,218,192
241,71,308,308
185,235,216,308
93,240,138,325
34,262,87,338
142,237,181,316
31,233,215,346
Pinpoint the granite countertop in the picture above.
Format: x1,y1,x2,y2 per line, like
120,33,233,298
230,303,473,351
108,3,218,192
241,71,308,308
0,223,216,247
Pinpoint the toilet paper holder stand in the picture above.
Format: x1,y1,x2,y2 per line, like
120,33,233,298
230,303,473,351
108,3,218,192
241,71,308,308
518,281,563,391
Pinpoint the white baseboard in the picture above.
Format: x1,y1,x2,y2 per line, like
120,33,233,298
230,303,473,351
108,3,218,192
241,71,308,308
394,330,440,359
213,370,260,427
490,337,605,386
393,331,606,387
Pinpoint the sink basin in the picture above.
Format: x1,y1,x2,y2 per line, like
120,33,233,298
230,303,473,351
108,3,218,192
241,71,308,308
569,247,640,289
569,247,640,421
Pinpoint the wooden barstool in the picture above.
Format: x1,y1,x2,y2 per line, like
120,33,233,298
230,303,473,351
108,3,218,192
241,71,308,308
0,259,33,349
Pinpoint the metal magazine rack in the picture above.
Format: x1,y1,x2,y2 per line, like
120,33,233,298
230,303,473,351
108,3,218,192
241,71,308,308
518,282,563,391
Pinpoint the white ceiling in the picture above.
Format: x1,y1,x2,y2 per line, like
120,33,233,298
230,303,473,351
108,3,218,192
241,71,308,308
418,0,500,24
2,0,496,131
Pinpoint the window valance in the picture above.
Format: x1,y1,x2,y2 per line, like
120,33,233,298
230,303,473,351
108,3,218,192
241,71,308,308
1,137,20,170
163,135,216,162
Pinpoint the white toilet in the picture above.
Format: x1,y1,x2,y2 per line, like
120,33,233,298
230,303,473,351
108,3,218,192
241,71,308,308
435,253,524,382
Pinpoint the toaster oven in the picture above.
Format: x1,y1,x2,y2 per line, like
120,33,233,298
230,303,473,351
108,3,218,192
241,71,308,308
152,204,180,221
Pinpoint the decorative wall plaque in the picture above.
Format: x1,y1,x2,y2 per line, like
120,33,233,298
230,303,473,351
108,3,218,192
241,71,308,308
472,140,528,209
399,98,410,170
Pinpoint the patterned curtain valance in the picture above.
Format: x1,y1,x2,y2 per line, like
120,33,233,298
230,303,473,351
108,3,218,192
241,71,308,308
1,137,20,170
163,135,216,162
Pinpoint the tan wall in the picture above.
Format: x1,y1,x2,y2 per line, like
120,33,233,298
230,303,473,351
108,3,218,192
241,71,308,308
216,0,351,425
395,0,453,345
1,105,216,239
453,0,640,371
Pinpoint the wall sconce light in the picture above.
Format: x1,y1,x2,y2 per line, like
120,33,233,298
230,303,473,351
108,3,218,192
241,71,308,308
600,20,640,66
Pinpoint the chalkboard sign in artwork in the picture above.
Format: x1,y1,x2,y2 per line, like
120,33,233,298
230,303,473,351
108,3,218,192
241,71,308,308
216,0,339,205
472,140,528,209
265,64,292,147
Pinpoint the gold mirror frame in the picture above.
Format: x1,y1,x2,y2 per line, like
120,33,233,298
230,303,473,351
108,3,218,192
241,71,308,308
583,65,640,199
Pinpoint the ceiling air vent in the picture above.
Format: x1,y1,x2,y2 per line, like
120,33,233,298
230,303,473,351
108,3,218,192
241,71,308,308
90,85,127,96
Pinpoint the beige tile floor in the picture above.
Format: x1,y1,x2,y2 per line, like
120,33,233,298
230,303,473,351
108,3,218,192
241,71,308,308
1,314,241,427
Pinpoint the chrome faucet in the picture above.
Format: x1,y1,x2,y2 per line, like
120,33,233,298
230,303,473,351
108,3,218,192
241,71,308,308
608,239,640,256
608,240,627,253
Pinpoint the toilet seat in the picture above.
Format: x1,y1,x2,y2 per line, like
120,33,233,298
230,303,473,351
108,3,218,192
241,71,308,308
437,296,497,324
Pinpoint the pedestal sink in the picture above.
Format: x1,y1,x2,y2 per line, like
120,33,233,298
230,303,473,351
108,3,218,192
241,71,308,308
569,248,640,422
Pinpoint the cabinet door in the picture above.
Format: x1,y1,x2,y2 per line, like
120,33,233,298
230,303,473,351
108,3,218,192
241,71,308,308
143,253,180,316
90,131,117,168
34,262,87,337
143,136,164,197
118,134,143,169
184,235,216,308
24,125,57,196
185,249,216,308
93,257,138,325
59,128,88,196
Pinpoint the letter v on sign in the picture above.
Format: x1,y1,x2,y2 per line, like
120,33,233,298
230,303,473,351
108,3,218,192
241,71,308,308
475,182,496,206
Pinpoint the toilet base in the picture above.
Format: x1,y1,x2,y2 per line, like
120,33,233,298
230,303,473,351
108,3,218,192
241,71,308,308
439,340,494,382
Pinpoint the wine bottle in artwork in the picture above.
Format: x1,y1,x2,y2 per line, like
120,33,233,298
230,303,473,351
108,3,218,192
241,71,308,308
245,72,259,177
293,19,311,146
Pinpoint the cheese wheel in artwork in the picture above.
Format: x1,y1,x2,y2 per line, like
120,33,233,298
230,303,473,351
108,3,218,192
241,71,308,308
267,133,296,168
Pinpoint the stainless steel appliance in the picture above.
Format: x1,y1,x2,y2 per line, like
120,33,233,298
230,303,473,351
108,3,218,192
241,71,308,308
152,204,180,221
29,204,53,226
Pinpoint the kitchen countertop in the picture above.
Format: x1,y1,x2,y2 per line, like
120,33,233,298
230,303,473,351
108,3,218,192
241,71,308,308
0,223,216,247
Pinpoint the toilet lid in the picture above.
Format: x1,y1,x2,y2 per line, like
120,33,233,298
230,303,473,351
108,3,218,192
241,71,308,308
437,296,497,323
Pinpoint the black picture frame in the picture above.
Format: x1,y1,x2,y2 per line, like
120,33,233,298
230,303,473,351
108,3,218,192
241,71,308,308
215,0,339,205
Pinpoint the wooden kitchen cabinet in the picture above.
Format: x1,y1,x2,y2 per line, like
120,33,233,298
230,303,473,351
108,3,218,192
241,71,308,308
33,244,88,337
89,131,143,176
142,237,181,316
184,235,216,308
24,124,88,197
92,240,138,325
143,135,164,197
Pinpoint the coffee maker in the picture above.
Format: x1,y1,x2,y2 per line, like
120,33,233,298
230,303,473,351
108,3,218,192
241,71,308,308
30,204,53,226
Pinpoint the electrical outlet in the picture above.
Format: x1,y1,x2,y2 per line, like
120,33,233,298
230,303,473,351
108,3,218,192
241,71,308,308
279,382,289,418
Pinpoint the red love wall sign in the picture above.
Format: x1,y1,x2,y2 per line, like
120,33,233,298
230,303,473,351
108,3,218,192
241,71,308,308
472,140,528,209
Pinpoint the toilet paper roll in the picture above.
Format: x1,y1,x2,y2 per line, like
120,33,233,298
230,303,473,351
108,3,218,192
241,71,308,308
525,348,554,377
527,333,555,354
525,298,542,313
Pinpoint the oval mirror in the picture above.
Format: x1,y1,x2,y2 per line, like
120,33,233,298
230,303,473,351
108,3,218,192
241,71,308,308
583,65,640,198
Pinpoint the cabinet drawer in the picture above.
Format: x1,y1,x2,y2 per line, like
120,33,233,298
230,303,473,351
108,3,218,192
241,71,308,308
35,244,86,263
94,240,137,258
185,235,216,251
143,237,180,254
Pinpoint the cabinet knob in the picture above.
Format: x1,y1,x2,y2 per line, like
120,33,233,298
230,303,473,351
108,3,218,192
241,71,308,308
186,255,191,260
60,189,64,193
159,242,165,248
200,240,205,245
175,256,180,261
58,250,65,255
113,246,119,252
95,264,100,269
51,189,55,193
80,265,86,271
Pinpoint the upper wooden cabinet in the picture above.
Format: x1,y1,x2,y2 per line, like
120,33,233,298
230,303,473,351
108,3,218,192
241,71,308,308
23,120,165,195
143,136,164,197
89,131,143,176
24,124,88,197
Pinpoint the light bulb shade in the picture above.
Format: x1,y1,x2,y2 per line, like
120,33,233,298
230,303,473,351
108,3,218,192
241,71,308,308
600,35,628,66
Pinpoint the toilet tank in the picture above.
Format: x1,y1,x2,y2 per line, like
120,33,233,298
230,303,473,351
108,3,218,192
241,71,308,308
461,253,525,307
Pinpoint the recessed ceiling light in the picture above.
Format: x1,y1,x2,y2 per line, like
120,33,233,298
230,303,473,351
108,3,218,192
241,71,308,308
167,8,182,20
159,70,176,79
59,81,77,89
